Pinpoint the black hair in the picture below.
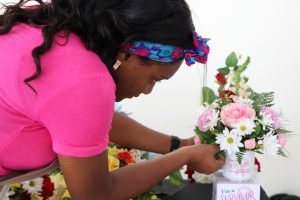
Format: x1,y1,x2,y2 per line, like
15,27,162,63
0,0,195,93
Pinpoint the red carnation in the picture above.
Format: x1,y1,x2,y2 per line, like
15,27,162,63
219,90,236,101
117,152,134,164
184,166,195,183
41,175,55,200
215,73,227,85
254,157,261,172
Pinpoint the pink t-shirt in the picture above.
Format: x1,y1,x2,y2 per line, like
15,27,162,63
0,23,116,175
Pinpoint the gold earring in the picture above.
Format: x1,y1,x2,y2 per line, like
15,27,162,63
113,60,122,71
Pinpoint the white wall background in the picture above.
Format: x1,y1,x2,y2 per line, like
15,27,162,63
1,0,299,197
122,0,300,197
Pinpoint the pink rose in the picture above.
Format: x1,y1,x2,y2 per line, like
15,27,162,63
198,108,215,132
244,139,256,150
278,134,286,148
194,136,201,145
220,103,256,127
261,107,280,130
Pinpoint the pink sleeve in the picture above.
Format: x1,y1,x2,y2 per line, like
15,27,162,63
38,74,115,157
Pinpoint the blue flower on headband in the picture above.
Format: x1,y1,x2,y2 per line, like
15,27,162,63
123,31,210,66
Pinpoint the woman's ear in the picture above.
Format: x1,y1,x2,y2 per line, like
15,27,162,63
116,51,132,62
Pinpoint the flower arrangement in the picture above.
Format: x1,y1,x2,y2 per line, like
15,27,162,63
3,175,55,200
194,52,290,164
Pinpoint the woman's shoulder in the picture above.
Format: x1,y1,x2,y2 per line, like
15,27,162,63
8,23,108,75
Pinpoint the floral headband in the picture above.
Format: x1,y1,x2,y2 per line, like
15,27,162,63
123,31,210,66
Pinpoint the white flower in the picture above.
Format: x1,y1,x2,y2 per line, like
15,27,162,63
3,190,15,200
211,100,221,109
238,80,251,99
192,172,215,183
130,149,146,163
231,95,253,106
259,112,274,130
215,128,244,155
232,119,255,136
21,177,43,195
258,131,281,155
204,109,220,132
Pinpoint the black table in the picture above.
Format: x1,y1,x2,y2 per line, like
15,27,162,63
158,181,269,200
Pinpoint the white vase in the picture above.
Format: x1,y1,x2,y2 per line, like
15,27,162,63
222,151,255,182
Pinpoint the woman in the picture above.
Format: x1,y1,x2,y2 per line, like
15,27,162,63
0,0,224,199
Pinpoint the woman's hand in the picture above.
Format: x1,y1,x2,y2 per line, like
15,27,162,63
184,144,225,174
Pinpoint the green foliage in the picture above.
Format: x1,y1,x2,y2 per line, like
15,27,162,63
253,122,269,138
248,88,256,101
49,168,62,175
229,55,251,92
218,85,225,92
218,67,230,75
194,127,216,144
277,129,292,134
202,87,217,105
254,149,264,154
141,152,150,160
278,149,288,158
226,52,238,67
168,170,183,187
236,56,251,74
252,92,275,110
236,152,245,164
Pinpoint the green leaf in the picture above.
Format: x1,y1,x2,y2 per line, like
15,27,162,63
170,170,183,179
237,56,251,73
226,52,238,67
202,87,217,105
194,127,216,144
253,92,275,109
236,152,245,164
218,85,225,92
168,170,183,187
278,149,288,158
277,129,292,133
248,88,256,101
218,67,230,75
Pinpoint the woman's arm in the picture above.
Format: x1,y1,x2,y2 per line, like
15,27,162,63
58,144,224,200
109,112,194,154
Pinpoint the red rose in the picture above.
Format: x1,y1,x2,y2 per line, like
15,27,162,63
41,175,55,200
215,73,227,85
